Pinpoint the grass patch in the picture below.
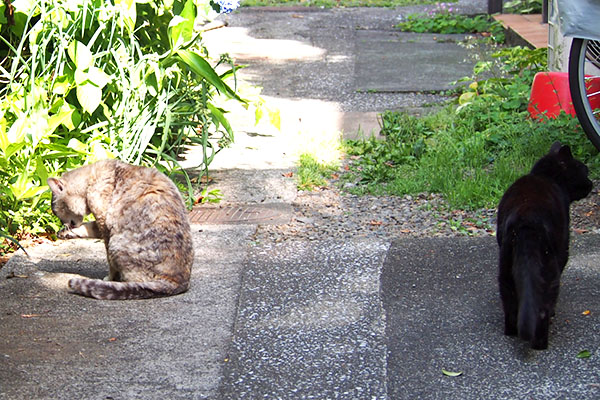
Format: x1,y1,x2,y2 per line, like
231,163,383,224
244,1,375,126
344,109,600,210
396,7,505,43
343,46,600,210
241,0,442,8
297,153,339,190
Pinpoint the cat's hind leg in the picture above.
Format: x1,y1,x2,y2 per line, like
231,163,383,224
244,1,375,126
499,247,518,336
500,282,518,336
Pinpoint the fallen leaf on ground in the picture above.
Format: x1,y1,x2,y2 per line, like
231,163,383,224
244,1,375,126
21,314,42,319
5,272,28,279
442,369,463,377
369,220,383,226
577,350,591,359
282,172,294,178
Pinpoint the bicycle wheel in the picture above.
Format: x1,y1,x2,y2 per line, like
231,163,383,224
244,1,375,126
569,38,600,150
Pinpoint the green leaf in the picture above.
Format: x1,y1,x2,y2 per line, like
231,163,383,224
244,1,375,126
268,108,281,131
4,142,26,159
52,75,72,95
67,138,88,154
176,50,246,103
35,157,48,184
168,0,196,50
76,83,102,114
10,174,46,201
0,124,9,154
207,103,233,138
74,68,88,85
48,103,76,134
459,92,477,105
20,185,48,200
87,66,111,89
68,41,93,71
576,350,591,359
442,369,463,377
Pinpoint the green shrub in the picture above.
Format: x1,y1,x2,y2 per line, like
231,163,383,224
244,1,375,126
0,0,245,251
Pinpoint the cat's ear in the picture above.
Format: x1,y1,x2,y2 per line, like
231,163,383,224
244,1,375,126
47,177,65,195
550,141,563,154
558,144,573,160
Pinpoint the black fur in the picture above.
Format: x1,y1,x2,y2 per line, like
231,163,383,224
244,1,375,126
496,142,592,350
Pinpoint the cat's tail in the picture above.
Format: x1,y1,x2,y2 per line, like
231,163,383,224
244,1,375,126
68,278,189,300
513,226,550,350
517,278,538,343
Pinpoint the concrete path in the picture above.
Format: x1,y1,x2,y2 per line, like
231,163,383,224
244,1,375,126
2,3,600,400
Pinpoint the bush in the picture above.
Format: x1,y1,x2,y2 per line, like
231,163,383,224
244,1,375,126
0,0,245,251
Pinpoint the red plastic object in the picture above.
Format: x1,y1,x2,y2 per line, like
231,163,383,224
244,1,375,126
528,71,600,120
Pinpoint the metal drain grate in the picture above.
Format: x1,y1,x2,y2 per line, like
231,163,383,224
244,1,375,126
189,203,292,225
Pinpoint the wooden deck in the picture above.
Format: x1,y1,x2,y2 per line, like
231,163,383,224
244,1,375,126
493,14,548,49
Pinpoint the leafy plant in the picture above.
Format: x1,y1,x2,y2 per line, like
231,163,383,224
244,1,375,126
0,0,247,253
0,231,28,256
504,0,542,14
343,46,600,210
397,10,505,44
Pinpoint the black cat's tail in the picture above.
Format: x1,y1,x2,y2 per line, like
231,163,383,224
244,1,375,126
512,226,549,350
68,277,189,300
517,277,538,343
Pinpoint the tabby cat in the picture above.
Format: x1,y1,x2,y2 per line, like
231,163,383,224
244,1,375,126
47,159,193,300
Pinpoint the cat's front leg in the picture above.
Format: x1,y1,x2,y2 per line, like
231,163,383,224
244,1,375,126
57,221,101,239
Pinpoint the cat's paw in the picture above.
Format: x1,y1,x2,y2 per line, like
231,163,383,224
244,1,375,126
504,325,518,337
57,228,79,239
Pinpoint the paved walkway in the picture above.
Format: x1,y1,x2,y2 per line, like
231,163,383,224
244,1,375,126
2,4,600,399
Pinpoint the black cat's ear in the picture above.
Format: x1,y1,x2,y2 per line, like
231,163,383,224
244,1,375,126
558,144,573,160
550,141,563,154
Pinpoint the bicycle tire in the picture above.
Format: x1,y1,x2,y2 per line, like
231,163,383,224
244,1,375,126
569,38,600,150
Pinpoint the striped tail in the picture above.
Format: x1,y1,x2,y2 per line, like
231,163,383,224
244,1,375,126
68,278,189,300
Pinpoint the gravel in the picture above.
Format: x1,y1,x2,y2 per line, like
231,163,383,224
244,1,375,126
253,176,600,243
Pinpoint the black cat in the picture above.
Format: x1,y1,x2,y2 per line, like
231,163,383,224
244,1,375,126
496,142,593,350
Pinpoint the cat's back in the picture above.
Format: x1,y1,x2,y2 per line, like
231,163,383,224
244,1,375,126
498,173,569,236
110,161,188,216
88,160,191,240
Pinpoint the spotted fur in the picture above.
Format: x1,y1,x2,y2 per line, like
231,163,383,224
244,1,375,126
47,160,193,300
